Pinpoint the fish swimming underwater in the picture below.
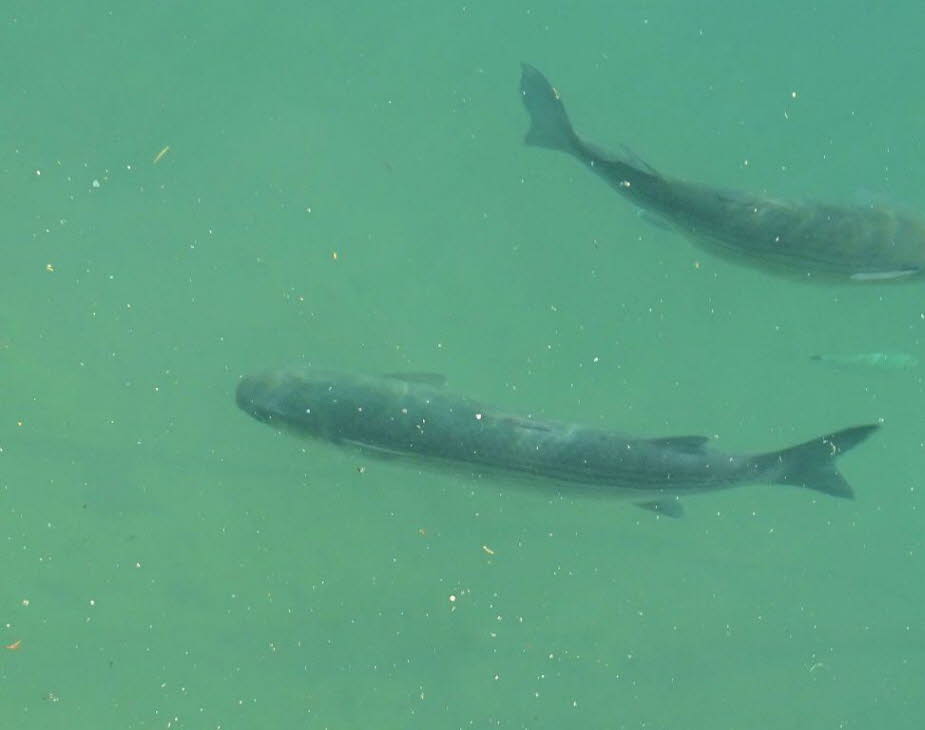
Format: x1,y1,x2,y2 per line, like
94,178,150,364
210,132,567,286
519,63,925,282
236,368,879,516
810,351,919,371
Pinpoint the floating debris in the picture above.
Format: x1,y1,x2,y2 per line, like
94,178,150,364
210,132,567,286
153,145,170,164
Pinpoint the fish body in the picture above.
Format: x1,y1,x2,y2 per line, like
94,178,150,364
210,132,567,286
236,368,878,515
520,63,925,283
810,351,919,371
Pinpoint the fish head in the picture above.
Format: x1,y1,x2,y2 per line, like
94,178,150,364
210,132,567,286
236,368,339,439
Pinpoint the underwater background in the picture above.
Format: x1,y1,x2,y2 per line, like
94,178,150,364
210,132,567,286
2,1,923,727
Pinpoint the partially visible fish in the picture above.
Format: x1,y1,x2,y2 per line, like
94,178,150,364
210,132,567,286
236,367,880,517
810,352,919,371
519,63,925,283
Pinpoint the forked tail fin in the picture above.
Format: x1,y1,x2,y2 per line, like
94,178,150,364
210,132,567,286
520,63,582,154
755,424,879,499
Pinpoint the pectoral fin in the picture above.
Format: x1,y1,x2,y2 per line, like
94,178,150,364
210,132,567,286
849,269,918,281
636,499,684,518
341,439,405,460
384,372,447,387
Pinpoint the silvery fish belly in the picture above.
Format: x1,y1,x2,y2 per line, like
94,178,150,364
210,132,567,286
519,63,925,283
236,368,878,517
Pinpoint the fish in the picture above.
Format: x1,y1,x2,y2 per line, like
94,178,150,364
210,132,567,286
810,351,919,371
235,367,879,517
519,63,925,283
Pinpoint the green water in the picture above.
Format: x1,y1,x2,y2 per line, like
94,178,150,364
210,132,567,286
2,1,923,728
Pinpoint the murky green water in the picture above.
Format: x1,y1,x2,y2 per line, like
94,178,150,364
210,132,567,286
2,1,923,727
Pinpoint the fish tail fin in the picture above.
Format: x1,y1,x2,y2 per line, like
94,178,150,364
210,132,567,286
519,64,662,183
755,424,879,499
520,63,582,155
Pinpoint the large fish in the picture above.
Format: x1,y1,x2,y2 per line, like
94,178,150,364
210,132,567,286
235,368,878,516
519,63,925,282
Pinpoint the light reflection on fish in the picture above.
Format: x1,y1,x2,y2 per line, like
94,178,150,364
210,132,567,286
520,63,925,283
